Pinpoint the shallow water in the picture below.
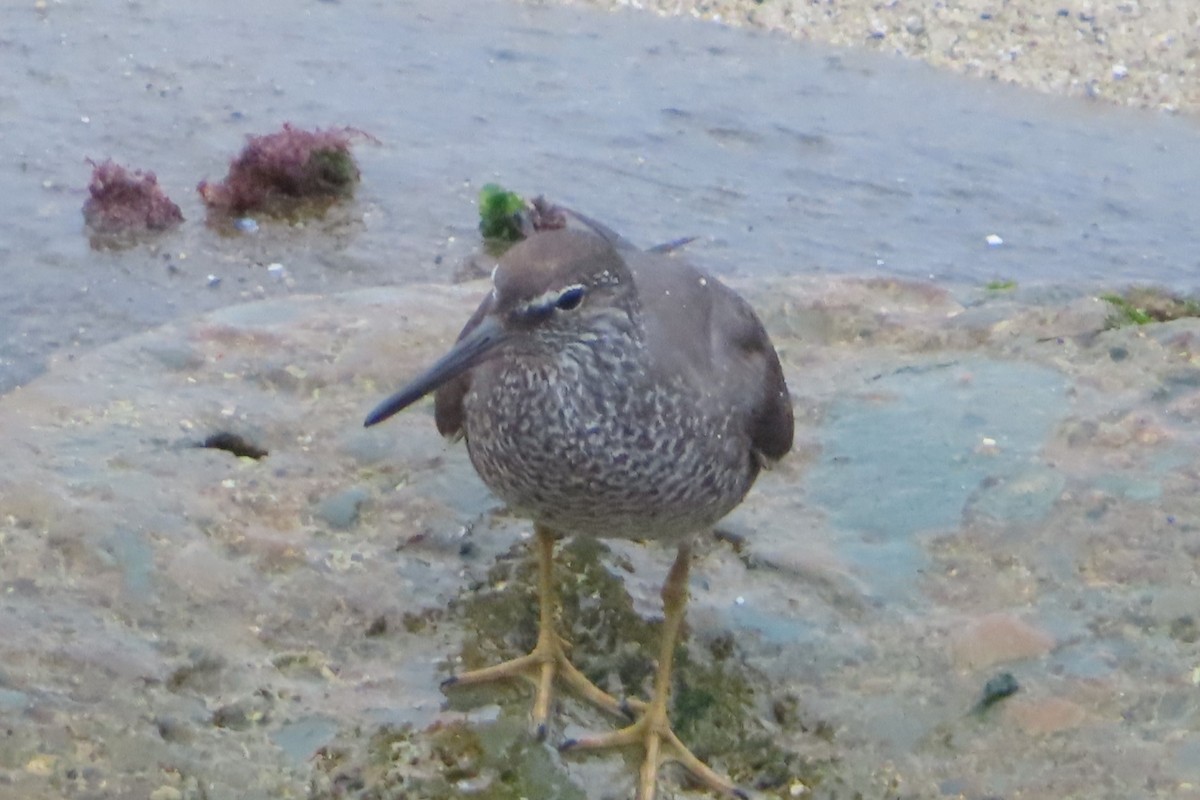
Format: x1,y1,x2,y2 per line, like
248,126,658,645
3,0,1200,393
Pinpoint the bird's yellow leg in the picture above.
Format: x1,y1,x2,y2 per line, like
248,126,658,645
443,524,628,737
560,543,746,800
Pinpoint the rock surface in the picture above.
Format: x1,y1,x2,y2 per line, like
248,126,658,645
5,278,1200,798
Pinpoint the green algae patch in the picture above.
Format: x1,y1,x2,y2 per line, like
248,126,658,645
670,642,842,794
309,539,878,799
453,537,840,795
478,184,527,242
476,186,570,257
1101,287,1200,329
448,536,658,708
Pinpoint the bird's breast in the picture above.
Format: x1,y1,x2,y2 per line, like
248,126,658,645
460,348,757,540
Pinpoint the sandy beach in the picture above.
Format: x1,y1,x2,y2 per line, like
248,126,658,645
570,0,1200,113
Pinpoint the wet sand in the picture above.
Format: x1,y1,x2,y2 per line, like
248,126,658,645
569,0,1200,113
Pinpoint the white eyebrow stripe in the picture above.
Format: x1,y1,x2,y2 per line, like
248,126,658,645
517,289,560,314
517,284,585,314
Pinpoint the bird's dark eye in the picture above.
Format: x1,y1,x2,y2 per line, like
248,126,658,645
555,285,586,311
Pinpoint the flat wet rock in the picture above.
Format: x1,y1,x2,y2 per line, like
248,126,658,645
3,277,1199,798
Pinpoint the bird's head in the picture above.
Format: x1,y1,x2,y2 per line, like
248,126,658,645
490,227,632,343
364,228,631,427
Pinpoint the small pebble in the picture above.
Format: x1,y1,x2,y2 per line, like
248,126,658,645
234,217,259,233
206,274,221,288
976,671,1020,712
267,262,286,278
985,234,1004,247
1111,63,1128,80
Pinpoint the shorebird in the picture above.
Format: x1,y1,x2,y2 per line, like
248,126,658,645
365,213,793,799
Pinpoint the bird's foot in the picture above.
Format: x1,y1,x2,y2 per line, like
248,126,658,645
560,704,747,800
442,630,629,739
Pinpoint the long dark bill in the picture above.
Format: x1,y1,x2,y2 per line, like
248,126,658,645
363,316,507,428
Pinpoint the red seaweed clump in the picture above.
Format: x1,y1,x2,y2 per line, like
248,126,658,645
82,159,183,237
198,124,368,218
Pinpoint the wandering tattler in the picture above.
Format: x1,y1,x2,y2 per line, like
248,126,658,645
364,213,793,799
